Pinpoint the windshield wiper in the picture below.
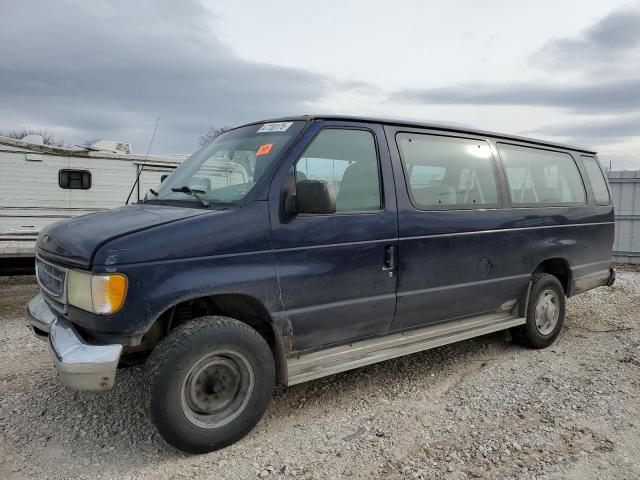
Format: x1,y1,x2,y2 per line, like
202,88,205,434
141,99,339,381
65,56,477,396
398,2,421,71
171,186,210,207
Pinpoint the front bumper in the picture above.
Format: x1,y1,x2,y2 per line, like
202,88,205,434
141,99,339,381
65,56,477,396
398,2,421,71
26,293,122,390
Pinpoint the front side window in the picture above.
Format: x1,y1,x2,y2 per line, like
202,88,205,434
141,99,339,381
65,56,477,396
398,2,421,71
396,133,499,209
59,169,91,189
581,156,610,205
154,121,306,206
498,144,585,206
295,129,381,212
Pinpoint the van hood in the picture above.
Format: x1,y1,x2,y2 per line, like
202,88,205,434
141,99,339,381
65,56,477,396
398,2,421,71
37,204,211,268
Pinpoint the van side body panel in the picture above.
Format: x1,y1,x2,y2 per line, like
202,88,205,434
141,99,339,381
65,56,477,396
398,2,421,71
384,126,614,331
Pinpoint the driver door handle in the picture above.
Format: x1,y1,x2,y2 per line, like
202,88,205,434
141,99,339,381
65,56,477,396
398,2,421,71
382,245,395,271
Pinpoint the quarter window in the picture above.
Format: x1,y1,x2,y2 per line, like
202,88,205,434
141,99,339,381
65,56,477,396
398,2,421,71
396,133,499,209
295,129,381,212
581,156,610,205
498,144,585,206
58,169,91,190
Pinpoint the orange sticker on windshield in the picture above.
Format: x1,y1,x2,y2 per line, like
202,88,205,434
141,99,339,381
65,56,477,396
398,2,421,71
256,143,273,156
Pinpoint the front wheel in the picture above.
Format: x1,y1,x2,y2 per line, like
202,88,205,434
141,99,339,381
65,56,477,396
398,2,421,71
144,316,275,453
511,273,566,349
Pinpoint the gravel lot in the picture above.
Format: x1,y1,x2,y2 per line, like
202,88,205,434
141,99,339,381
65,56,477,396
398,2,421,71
1,268,639,480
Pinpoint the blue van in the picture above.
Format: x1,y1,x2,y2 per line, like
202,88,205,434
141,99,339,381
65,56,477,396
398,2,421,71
26,115,615,453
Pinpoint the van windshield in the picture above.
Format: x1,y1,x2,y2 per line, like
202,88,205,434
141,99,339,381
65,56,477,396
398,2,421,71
151,121,305,206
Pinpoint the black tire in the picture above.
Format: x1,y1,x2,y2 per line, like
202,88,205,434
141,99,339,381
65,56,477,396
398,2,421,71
511,273,566,349
144,316,275,453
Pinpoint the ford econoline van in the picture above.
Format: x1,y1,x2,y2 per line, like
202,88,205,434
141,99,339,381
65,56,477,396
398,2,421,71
27,115,615,453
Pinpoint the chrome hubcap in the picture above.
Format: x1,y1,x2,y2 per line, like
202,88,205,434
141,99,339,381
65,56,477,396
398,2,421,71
535,289,560,335
181,350,254,428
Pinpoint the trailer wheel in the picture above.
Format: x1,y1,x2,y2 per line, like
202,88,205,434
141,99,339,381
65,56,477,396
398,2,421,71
144,316,275,453
511,273,566,349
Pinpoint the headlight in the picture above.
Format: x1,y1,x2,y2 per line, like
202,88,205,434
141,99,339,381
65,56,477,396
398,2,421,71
67,270,127,315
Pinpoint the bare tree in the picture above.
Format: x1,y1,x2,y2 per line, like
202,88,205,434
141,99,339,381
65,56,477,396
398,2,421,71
83,137,102,147
3,128,65,147
199,126,230,147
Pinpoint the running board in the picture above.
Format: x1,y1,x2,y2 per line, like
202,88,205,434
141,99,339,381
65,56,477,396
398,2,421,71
286,312,525,385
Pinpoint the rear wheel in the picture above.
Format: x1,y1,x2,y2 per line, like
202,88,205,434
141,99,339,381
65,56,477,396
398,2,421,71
144,316,275,453
512,273,566,349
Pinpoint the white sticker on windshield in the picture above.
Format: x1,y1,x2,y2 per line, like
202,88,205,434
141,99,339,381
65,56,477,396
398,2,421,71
257,122,293,133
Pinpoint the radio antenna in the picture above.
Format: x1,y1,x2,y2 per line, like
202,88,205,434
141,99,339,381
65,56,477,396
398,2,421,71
125,115,160,205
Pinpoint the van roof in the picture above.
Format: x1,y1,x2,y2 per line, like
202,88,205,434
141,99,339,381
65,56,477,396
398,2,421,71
245,114,597,155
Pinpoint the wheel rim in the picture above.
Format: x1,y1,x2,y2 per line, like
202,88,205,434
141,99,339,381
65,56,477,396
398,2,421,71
180,349,255,428
534,289,560,335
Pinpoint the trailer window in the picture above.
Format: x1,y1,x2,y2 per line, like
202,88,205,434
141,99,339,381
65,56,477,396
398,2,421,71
581,156,610,205
59,169,91,190
396,133,499,210
498,144,585,206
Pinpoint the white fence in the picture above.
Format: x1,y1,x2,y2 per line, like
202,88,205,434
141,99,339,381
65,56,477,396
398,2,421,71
608,170,640,264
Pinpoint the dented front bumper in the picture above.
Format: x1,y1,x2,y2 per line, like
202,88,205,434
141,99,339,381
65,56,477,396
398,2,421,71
26,293,122,390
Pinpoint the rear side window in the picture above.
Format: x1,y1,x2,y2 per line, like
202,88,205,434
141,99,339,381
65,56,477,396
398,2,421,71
58,169,91,190
396,133,499,209
498,144,585,206
581,156,610,205
295,129,381,212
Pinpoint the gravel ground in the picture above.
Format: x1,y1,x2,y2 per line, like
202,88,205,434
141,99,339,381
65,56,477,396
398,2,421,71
1,269,639,480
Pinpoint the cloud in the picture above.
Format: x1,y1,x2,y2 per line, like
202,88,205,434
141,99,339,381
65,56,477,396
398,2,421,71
391,78,640,114
531,6,640,72
0,0,328,153
392,5,640,117
535,114,640,142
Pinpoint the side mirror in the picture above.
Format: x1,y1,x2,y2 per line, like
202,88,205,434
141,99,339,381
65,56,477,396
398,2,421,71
286,180,336,215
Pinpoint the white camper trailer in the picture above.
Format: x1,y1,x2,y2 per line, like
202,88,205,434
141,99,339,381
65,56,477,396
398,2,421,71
0,136,247,259
0,136,186,258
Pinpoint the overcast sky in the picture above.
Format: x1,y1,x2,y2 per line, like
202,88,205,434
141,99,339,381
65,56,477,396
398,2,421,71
1,0,639,168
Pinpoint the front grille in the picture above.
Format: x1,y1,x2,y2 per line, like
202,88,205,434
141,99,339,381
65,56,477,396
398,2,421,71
41,289,66,315
36,258,67,299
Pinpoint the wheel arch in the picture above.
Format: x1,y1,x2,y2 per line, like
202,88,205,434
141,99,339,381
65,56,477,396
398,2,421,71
140,292,289,387
518,257,572,317
532,257,572,295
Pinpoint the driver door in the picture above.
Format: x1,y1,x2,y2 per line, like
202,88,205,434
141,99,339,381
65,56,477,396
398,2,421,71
269,121,399,352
